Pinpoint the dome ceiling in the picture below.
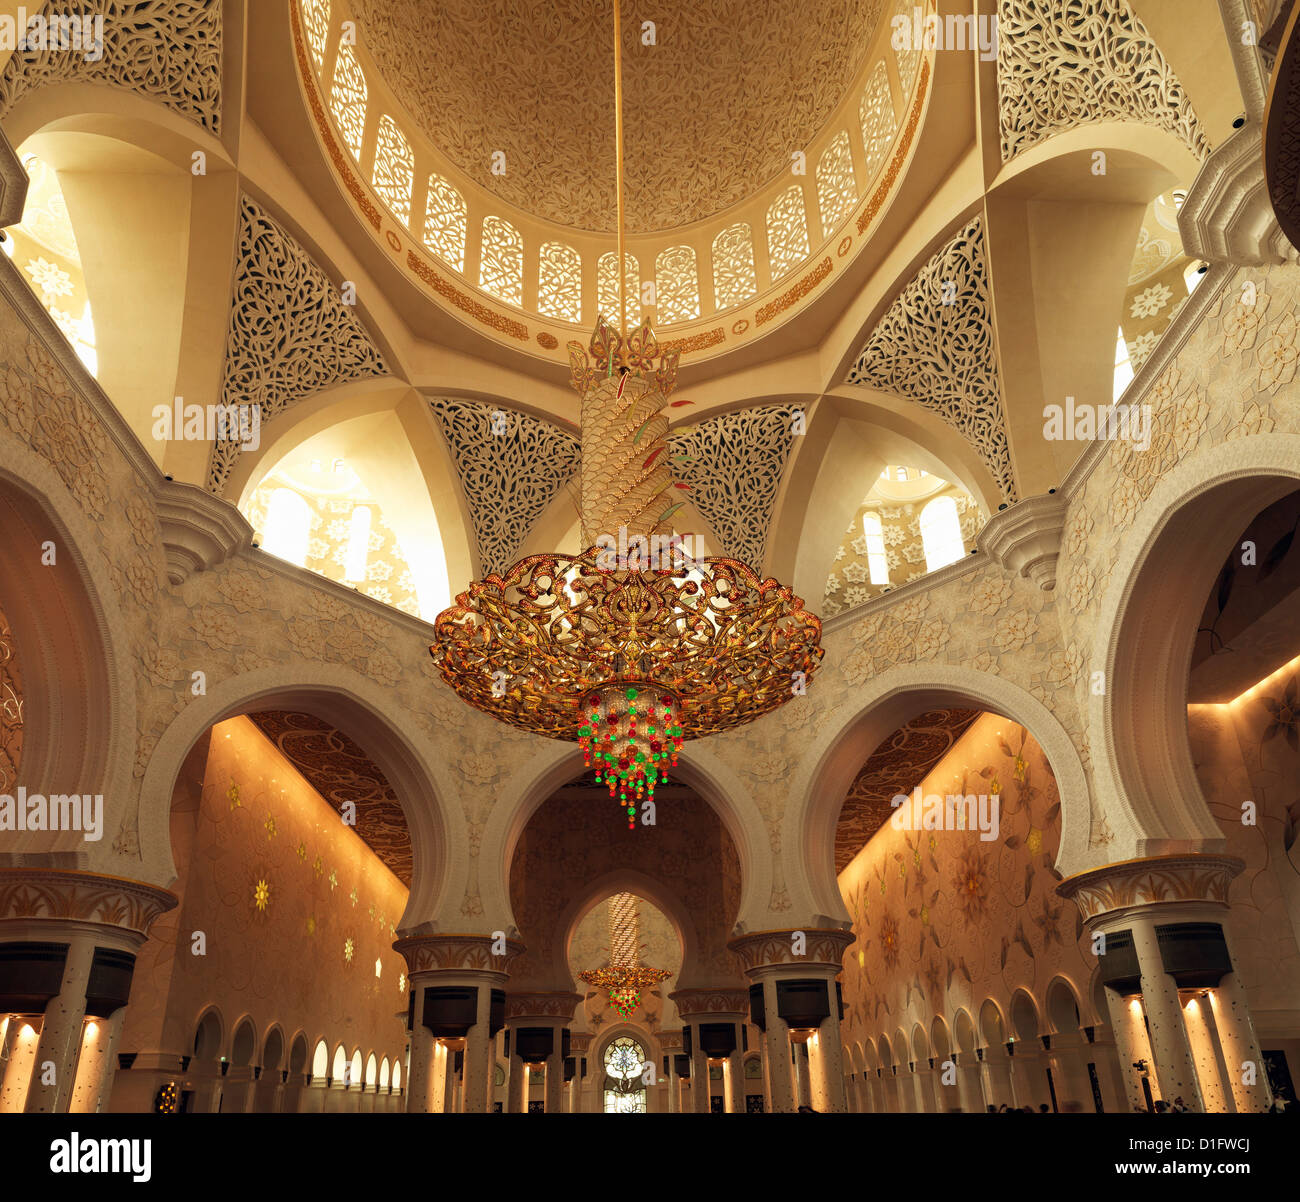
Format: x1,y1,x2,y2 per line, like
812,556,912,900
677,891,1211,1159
351,0,885,233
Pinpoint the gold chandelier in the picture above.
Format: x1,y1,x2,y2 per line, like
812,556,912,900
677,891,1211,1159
577,893,671,1018
429,2,823,828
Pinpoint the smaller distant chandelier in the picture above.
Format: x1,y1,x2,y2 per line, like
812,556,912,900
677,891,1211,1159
577,892,670,1019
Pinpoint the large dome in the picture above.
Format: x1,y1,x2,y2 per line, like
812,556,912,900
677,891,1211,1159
350,0,886,233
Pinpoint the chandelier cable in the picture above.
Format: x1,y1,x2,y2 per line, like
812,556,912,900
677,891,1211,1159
613,0,627,337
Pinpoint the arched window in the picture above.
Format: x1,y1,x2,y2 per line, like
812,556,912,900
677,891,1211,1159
655,245,700,324
919,496,964,572
391,1060,401,1091
1113,326,1133,401
603,1036,648,1114
766,186,810,280
302,0,331,72
816,131,856,238
711,223,757,310
863,511,889,585
328,40,367,162
423,174,467,272
263,488,313,567
859,61,896,185
331,1044,347,1083
372,115,414,227
344,505,371,582
365,1053,377,1087
350,1049,363,1088
538,241,582,322
479,215,523,306
379,1058,390,1090
311,1040,329,1082
598,251,639,327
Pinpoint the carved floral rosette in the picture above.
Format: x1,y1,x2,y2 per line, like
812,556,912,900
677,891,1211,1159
503,992,584,1022
394,932,525,976
727,927,856,975
667,987,750,1017
0,868,177,940
1055,854,1244,924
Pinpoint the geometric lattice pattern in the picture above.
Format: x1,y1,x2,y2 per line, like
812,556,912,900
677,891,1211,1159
845,217,1017,502
426,398,580,577
667,404,804,567
859,61,896,185
208,195,390,494
0,0,223,132
996,0,1210,163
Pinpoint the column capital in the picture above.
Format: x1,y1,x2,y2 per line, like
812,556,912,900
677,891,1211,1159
0,868,177,943
1056,854,1244,926
727,927,854,975
658,1030,684,1051
667,987,749,1018
503,992,582,1023
393,932,524,976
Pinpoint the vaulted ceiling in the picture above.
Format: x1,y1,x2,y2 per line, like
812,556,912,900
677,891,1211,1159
350,0,885,233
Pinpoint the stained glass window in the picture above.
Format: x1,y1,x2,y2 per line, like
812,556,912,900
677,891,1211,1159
859,62,896,186
372,116,413,227
655,245,700,324
597,251,640,327
302,0,330,72
766,186,810,280
603,1037,648,1114
329,40,367,162
538,241,582,323
423,174,466,272
479,215,523,306
711,223,757,310
817,131,857,239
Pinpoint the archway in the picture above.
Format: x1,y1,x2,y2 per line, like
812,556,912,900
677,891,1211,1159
136,665,460,928
1093,435,1300,856
794,662,1093,923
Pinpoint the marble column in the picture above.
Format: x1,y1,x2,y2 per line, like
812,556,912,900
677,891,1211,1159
1058,855,1253,1114
506,1042,526,1113
1103,988,1156,1111
544,1045,565,1113
0,1016,40,1112
725,1020,745,1113
792,1040,813,1108
69,1009,124,1114
462,984,494,1113
665,1054,679,1113
979,1045,1015,1109
760,976,795,1113
1210,974,1274,1112
1130,918,1204,1111
27,937,95,1113
809,1008,848,1113
406,1013,437,1113
689,1027,710,1113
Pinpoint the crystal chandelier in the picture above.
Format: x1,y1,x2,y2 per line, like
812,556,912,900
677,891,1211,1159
577,893,670,1018
428,3,823,829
